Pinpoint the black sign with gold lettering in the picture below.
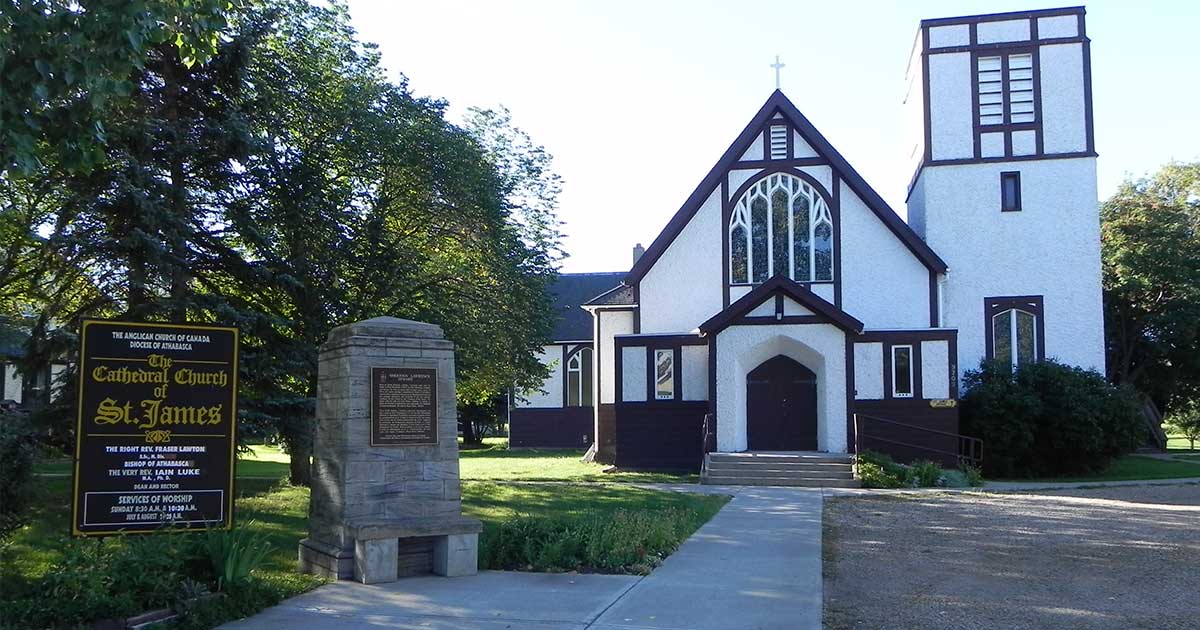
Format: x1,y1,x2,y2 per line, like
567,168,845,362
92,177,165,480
370,367,438,446
72,320,238,536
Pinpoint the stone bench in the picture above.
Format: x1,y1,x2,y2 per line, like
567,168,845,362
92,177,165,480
346,515,482,584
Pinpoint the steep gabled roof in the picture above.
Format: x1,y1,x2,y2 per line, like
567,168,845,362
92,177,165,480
547,272,626,341
699,275,865,335
582,282,636,307
627,90,947,285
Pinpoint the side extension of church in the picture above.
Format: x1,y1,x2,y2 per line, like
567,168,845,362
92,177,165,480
512,6,1102,471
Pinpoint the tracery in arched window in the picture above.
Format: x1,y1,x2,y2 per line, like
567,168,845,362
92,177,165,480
728,173,834,284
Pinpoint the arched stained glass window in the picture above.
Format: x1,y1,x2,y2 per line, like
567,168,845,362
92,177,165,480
991,309,1036,370
728,173,834,284
566,347,593,407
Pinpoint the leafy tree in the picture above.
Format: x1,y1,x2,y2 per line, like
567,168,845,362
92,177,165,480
222,0,560,477
1,0,236,175
1101,162,1200,410
1165,399,1200,451
0,0,563,482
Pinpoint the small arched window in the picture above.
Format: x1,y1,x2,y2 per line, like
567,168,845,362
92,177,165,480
729,173,833,284
566,347,593,407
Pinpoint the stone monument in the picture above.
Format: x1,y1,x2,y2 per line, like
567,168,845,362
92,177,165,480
298,317,481,583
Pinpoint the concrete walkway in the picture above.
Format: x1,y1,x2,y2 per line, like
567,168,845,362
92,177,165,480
222,486,823,630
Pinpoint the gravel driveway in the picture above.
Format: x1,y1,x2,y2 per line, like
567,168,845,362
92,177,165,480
823,484,1200,629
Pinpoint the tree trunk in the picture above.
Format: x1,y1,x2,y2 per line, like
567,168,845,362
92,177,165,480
461,408,478,445
287,437,313,486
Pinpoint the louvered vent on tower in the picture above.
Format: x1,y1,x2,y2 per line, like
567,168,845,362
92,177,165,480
769,125,788,159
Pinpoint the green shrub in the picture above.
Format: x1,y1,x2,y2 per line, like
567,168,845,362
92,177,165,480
960,359,1145,478
0,413,39,537
480,508,692,574
904,460,943,487
960,463,985,487
205,522,274,590
855,451,905,488
0,531,211,627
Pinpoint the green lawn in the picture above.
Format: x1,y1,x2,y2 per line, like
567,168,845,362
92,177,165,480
1167,434,1197,453
460,441,696,483
1008,455,1200,483
33,440,695,483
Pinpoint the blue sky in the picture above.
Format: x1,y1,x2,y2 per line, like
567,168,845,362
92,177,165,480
346,1,1199,273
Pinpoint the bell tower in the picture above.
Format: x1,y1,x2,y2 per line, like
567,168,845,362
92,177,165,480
905,7,1104,375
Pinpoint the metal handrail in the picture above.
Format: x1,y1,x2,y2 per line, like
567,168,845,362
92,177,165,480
854,413,984,467
700,413,715,475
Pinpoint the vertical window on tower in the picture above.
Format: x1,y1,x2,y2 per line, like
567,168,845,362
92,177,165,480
891,345,913,398
1001,172,1022,212
654,349,674,400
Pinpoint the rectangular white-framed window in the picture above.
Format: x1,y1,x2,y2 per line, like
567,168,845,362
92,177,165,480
654,349,674,400
891,345,914,398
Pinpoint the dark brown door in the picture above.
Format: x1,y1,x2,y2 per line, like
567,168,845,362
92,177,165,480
746,355,817,451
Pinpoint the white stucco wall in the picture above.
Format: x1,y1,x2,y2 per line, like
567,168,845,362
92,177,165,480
1038,15,1078,39
792,131,818,159
516,345,563,408
928,24,969,48
839,180,931,328
1040,43,1088,154
977,19,1030,44
639,188,723,333
853,342,884,400
597,310,634,404
914,158,1105,376
739,132,764,161
3,363,22,402
748,300,776,318
715,324,847,453
927,52,974,161
621,346,647,402
681,345,709,401
727,168,761,200
782,297,812,316
921,340,951,399
902,36,926,177
797,165,833,199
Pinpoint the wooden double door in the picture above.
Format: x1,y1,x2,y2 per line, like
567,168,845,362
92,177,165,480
746,355,818,451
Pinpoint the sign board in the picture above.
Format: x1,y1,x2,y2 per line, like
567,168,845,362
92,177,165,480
72,320,238,536
370,367,438,446
929,399,958,409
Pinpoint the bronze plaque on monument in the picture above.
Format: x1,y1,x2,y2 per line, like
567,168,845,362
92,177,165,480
370,367,438,446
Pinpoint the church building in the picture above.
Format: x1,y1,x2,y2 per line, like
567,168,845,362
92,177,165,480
512,6,1102,471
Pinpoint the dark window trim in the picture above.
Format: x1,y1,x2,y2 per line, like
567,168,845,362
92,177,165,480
983,295,1045,364
1001,171,1022,212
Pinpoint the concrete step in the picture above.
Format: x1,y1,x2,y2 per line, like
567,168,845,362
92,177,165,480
705,469,854,480
701,475,862,488
705,461,853,473
702,451,860,487
707,452,852,465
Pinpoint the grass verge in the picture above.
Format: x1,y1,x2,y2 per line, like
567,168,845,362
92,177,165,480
459,442,696,483
1001,454,1200,483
